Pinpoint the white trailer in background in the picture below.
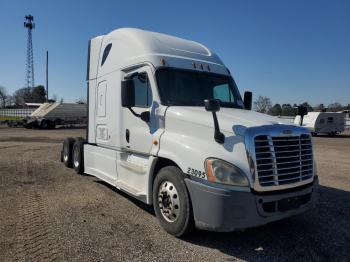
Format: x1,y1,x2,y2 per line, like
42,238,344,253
294,112,345,136
24,102,87,129
61,28,318,236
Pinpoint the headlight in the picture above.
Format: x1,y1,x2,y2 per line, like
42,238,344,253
205,158,249,187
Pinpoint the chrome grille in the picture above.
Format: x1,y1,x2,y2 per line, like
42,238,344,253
254,134,313,187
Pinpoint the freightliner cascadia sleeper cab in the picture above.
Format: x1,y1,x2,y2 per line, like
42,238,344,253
61,28,318,236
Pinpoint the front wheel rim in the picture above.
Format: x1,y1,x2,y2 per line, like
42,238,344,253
158,181,180,223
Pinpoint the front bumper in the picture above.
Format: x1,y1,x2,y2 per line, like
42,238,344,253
185,176,319,232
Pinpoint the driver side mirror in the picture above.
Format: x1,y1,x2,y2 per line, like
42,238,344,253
204,99,225,144
121,79,135,107
204,99,220,112
244,91,252,110
297,106,308,126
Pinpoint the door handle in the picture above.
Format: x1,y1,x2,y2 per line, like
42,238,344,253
126,129,130,143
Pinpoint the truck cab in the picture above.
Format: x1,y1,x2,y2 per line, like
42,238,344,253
62,28,318,236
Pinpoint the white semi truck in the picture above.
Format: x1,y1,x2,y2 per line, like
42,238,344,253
61,28,318,236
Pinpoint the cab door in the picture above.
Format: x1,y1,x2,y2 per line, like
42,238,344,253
121,66,155,153
116,66,156,197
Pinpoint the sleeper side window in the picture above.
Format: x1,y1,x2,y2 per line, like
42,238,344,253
132,73,152,108
101,43,112,66
327,117,334,124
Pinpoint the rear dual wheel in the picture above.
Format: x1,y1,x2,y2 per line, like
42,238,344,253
62,137,75,167
40,120,56,129
62,137,85,174
72,138,85,174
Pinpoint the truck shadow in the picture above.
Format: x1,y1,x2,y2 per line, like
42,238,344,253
94,179,350,260
94,180,155,215
182,185,350,261
314,134,350,139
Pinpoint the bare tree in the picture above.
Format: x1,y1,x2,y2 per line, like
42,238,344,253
281,104,295,116
315,103,325,111
13,87,31,106
76,97,87,104
328,102,343,112
254,96,272,114
0,86,8,108
0,87,6,108
300,102,313,112
6,95,15,108
31,85,47,103
50,94,58,102
268,103,282,116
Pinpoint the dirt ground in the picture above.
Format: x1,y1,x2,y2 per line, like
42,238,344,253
0,126,349,262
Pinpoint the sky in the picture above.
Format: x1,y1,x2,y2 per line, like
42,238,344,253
0,0,349,106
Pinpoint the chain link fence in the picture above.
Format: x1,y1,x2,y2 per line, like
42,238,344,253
0,108,36,118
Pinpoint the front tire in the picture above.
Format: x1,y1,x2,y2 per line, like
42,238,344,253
153,166,194,237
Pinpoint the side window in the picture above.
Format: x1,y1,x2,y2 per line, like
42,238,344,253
213,84,234,103
133,73,152,107
101,43,112,66
327,117,334,124
319,119,325,124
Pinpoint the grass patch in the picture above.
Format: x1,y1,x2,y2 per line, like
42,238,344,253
0,116,24,121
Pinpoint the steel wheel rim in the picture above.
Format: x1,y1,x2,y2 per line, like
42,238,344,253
73,148,79,168
158,181,180,223
63,146,69,162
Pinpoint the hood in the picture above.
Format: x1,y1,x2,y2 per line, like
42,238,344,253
165,106,291,135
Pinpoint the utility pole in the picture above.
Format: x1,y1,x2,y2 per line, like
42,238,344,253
46,50,48,101
24,15,35,90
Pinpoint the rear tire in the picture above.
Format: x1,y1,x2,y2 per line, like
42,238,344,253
62,137,75,168
48,121,56,129
40,120,49,129
153,166,194,237
328,132,336,137
72,139,85,174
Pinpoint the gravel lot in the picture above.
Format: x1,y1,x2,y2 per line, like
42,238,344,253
0,126,349,262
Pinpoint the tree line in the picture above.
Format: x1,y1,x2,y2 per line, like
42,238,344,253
0,85,49,109
0,85,79,108
253,96,350,116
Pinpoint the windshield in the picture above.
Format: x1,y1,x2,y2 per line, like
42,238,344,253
156,68,244,108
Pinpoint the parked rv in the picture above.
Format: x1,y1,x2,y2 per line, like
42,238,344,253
24,102,87,129
294,112,345,136
61,28,318,236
